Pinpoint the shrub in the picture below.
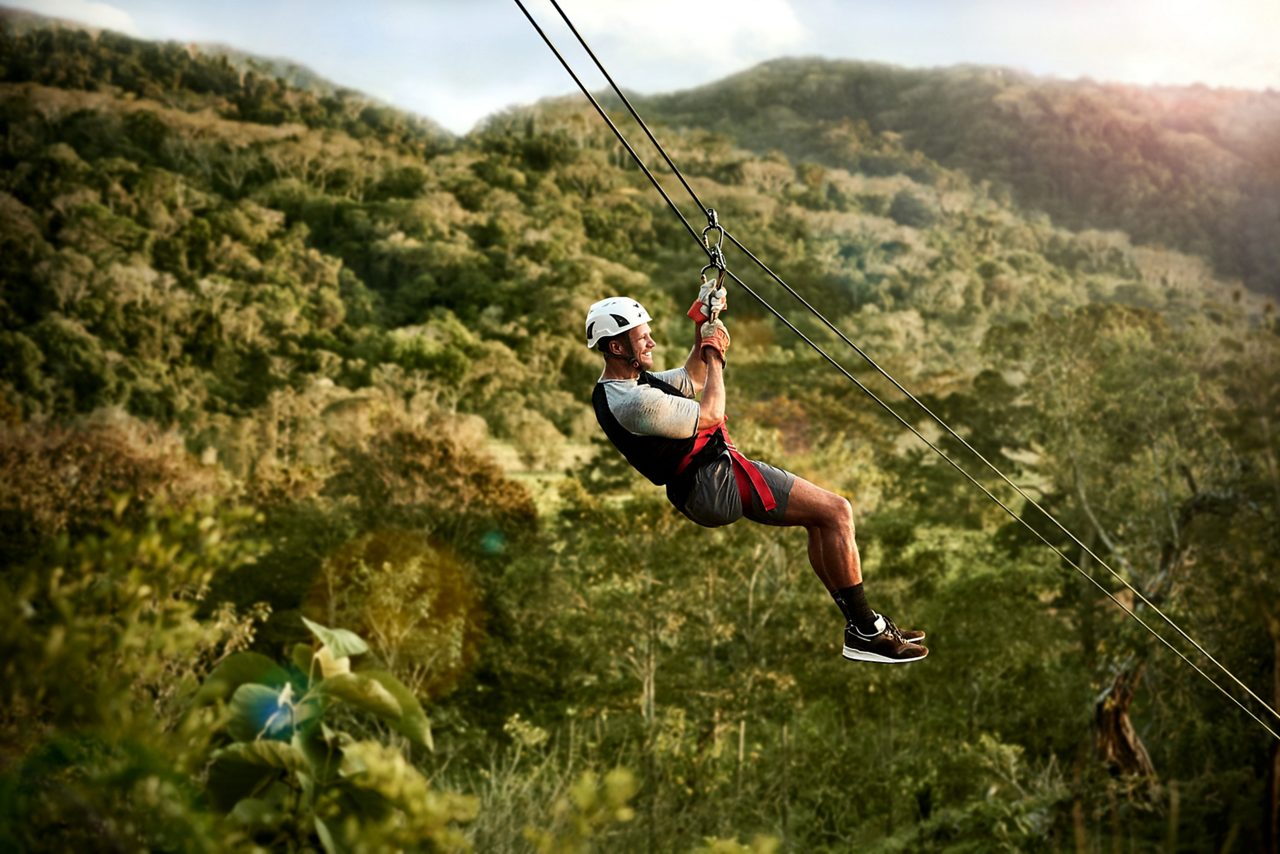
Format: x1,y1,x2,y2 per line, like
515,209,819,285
307,528,485,701
888,188,937,228
0,410,222,567
0,499,264,851
194,617,477,851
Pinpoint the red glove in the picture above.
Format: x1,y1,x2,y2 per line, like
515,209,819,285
687,279,727,325
687,297,709,325
699,319,730,363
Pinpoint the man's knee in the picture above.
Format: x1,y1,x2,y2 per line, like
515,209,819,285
824,492,855,534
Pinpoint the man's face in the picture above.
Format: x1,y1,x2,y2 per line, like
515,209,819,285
624,323,656,370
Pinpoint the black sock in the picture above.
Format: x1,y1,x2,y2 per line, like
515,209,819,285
834,584,878,634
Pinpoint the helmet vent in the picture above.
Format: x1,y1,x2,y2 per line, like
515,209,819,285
610,314,628,326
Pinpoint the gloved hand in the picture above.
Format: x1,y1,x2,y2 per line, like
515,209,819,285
687,278,728,325
699,318,730,364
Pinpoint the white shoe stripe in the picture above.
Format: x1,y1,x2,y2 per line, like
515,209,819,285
842,645,928,664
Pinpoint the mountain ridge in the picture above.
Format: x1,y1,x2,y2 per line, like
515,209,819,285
637,56,1280,298
8,2,1277,306
0,5,454,140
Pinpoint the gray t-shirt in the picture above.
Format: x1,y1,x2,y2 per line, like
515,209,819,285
597,367,699,439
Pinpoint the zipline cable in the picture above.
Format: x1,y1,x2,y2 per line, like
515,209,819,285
718,270,1280,742
544,0,1280,732
541,0,715,218
721,227,1280,727
512,0,1280,740
509,1,707,249
537,0,1280,731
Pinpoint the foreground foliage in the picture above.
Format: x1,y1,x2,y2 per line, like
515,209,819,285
196,616,473,851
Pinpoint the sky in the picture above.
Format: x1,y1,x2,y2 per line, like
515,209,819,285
9,0,1280,134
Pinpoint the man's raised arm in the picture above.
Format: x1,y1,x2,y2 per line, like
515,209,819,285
696,346,726,431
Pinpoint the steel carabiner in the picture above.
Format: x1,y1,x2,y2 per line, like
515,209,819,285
700,207,727,278
700,245,727,279
701,207,724,253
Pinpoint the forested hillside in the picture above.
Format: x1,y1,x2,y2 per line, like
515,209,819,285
641,58,1280,302
1,11,1278,852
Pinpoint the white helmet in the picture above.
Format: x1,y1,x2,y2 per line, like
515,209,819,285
585,297,651,349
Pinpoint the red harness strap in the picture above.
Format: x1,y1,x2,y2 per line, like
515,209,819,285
675,419,776,512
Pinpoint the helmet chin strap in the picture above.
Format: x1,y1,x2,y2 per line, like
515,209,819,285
605,339,642,373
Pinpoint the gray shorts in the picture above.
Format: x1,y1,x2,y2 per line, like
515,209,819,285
676,453,795,528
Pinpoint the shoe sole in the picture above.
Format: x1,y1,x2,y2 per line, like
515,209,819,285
842,646,929,664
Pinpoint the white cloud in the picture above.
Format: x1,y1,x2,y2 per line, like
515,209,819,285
16,0,139,34
545,0,808,76
380,76,560,135
968,0,1279,90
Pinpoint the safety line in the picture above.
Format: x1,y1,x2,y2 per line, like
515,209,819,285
512,0,1280,740
721,228,1280,726
543,0,1280,731
536,0,1280,731
510,0,707,250
542,0,714,218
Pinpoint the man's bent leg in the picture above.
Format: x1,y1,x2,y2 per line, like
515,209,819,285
777,475,928,662
806,528,832,592
781,476,862,590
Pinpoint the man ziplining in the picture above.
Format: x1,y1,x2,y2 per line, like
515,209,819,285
587,282,928,664
518,0,1280,731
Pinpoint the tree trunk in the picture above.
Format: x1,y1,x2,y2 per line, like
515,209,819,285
1095,664,1157,780
1072,750,1090,853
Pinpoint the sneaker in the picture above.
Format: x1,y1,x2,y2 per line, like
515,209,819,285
845,616,925,645
842,614,928,664
898,625,926,645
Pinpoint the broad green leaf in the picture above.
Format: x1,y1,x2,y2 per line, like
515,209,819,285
364,669,434,751
193,652,288,706
206,742,305,812
301,616,369,658
320,673,401,719
293,725,337,788
216,739,310,775
229,683,293,742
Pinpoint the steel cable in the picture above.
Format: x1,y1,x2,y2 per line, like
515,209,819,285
720,228,1280,726
513,0,1280,739
536,0,1280,731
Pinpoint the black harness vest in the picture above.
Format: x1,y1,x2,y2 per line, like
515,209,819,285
592,372,726,507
